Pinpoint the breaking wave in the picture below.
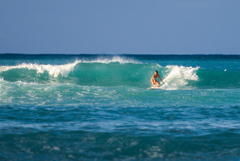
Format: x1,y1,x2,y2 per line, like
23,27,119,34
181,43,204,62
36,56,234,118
0,56,239,89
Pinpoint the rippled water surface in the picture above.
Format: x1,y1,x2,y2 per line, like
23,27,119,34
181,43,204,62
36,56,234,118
0,54,240,160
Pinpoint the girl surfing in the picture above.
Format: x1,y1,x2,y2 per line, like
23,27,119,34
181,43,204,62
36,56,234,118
151,70,165,87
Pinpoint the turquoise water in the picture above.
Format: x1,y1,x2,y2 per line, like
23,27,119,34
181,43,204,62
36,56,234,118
0,54,240,160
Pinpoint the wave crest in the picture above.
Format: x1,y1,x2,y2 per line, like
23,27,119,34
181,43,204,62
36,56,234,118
81,56,141,64
0,60,80,77
162,65,199,90
0,57,141,77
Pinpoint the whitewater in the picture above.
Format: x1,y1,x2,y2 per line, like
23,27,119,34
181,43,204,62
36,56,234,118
0,54,240,160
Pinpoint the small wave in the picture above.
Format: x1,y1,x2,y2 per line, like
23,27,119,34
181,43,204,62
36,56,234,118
0,60,80,77
0,56,141,77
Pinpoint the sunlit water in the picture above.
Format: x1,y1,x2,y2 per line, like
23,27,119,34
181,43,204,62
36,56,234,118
0,54,240,160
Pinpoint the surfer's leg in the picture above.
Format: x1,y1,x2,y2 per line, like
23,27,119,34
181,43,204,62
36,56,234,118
152,81,155,87
151,79,155,87
156,81,160,87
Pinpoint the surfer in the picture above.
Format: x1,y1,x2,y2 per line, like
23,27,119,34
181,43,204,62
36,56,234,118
151,70,165,87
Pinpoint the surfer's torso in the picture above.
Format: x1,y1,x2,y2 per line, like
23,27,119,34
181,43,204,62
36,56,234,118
151,74,159,81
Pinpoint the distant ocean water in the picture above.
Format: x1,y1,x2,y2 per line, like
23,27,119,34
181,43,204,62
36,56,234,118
0,54,240,160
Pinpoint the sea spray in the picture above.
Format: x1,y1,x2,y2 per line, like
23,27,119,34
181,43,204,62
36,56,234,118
161,65,199,90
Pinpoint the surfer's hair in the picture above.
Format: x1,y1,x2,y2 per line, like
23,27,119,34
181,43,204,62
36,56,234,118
155,70,158,73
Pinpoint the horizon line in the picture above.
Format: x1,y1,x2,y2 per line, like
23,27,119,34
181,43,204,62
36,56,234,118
1,53,240,55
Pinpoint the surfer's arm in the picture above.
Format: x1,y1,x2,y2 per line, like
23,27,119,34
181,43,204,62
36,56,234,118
158,75,165,84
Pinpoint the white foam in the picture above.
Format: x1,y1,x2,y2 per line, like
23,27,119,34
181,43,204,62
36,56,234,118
161,65,199,90
81,56,141,64
0,60,80,77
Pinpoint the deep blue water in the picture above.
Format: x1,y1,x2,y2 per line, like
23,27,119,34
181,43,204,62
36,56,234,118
0,54,240,160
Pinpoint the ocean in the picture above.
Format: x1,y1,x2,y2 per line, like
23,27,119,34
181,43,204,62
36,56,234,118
0,54,240,160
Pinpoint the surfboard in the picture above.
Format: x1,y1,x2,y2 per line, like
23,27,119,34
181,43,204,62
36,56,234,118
147,87,163,90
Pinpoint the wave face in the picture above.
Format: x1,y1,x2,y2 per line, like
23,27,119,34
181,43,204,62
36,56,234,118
0,55,240,89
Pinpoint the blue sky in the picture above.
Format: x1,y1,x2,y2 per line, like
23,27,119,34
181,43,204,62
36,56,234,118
0,0,240,54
